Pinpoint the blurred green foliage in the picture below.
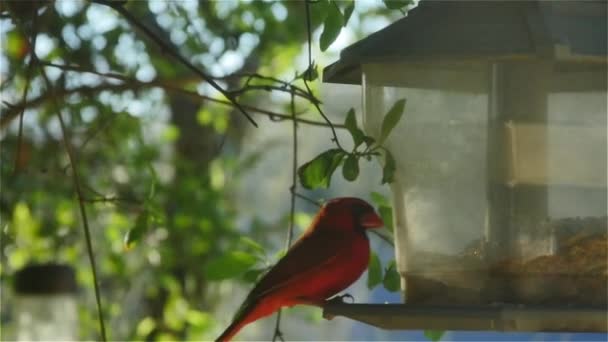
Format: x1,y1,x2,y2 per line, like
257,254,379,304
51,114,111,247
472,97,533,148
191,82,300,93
0,0,409,340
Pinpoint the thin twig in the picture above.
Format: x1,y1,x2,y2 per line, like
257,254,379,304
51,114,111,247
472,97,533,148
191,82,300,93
92,0,258,127
59,105,119,173
36,58,108,342
76,110,118,153
302,79,344,149
272,89,299,342
218,72,320,104
287,89,298,247
80,183,140,207
39,64,317,105
2,64,345,130
370,230,395,247
40,60,131,82
228,84,317,103
84,196,140,204
0,70,16,91
303,0,345,151
223,73,317,103
294,192,322,208
13,14,38,175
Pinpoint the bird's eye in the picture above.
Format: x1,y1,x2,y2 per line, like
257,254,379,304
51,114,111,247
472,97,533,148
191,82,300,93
352,203,371,217
353,203,383,229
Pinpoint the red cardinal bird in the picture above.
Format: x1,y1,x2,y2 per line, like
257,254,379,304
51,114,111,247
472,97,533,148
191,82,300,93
216,197,383,341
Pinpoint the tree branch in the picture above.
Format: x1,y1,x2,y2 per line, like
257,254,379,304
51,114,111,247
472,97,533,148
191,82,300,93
36,58,108,342
272,89,299,342
84,196,141,205
1,63,346,130
91,0,258,127
218,72,320,105
303,0,345,151
287,90,298,248
228,84,318,104
371,230,395,247
41,60,132,82
294,192,322,207
13,14,38,175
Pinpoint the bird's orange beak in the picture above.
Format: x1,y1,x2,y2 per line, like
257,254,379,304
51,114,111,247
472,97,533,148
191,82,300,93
360,211,384,229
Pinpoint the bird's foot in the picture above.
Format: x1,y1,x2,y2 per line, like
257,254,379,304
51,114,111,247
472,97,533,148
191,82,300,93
322,294,353,321
325,293,354,305
298,294,354,308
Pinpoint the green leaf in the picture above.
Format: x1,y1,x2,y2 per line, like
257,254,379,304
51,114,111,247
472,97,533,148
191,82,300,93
370,191,389,207
274,248,287,261
186,310,212,328
424,330,446,342
239,237,265,257
161,125,180,142
379,98,406,145
297,62,318,81
367,252,382,289
378,205,394,232
342,154,359,181
298,149,345,189
242,267,268,283
371,194,394,232
147,178,157,201
205,251,257,281
310,0,330,25
383,260,401,292
294,212,313,231
124,211,149,250
343,1,355,27
381,150,396,184
344,108,365,148
362,135,376,148
319,1,344,51
344,108,357,136
135,317,156,338
156,333,177,342
6,31,27,59
383,0,412,10
164,295,189,330
305,65,318,81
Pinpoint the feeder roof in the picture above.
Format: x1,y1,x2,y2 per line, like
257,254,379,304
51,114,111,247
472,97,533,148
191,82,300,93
323,0,607,84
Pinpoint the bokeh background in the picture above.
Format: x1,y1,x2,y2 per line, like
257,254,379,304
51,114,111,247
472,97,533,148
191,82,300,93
0,1,606,341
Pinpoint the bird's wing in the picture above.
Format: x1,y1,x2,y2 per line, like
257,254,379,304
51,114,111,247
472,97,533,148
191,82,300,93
246,227,358,302
224,229,349,333
217,212,369,341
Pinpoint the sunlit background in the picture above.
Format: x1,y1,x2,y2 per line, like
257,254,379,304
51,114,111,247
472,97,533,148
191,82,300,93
1,1,400,340
1,1,606,341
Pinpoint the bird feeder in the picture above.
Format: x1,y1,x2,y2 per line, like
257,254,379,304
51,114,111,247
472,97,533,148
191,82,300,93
13,263,79,341
323,0,607,333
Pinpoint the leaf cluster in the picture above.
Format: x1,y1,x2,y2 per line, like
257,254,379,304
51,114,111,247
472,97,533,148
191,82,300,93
298,99,406,190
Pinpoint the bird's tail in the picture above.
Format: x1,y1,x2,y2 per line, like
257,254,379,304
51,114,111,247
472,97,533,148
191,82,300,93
216,317,248,342
216,299,261,342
